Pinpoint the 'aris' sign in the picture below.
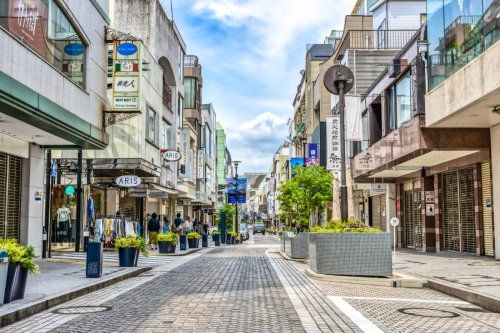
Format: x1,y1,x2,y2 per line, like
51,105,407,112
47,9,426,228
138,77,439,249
162,150,182,162
116,175,141,187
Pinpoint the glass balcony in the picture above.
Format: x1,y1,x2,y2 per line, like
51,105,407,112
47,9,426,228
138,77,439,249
337,30,418,57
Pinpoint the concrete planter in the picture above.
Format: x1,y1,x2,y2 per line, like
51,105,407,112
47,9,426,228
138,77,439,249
285,233,310,259
309,233,391,277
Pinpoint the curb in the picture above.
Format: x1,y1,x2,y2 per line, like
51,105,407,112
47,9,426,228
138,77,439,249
155,247,203,256
0,266,151,328
278,250,309,264
425,277,500,313
304,268,427,288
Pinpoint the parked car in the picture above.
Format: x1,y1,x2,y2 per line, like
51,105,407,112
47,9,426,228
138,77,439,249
240,223,250,240
253,223,265,235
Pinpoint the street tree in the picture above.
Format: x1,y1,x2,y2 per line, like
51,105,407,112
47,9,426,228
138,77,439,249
277,165,333,228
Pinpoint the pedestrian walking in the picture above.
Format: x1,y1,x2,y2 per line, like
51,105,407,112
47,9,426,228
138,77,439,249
174,213,183,234
202,222,209,235
147,213,161,250
185,216,193,233
162,216,170,233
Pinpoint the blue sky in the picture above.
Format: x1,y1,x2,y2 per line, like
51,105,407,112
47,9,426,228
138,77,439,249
164,0,352,173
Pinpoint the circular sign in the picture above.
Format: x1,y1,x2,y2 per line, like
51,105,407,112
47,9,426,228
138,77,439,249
390,217,400,227
162,150,182,162
64,43,85,56
116,175,141,187
323,65,354,95
64,185,76,196
117,42,138,56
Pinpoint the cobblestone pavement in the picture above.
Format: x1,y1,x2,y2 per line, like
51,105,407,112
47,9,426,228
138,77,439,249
3,235,500,333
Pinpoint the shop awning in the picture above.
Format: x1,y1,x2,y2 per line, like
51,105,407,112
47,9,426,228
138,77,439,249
150,184,180,195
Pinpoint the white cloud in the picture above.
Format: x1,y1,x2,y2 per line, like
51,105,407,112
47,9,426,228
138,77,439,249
172,0,352,172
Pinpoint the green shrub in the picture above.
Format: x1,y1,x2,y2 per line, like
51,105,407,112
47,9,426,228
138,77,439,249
0,239,39,274
115,236,148,256
229,231,238,238
310,219,381,233
157,232,178,245
211,230,220,236
187,232,201,239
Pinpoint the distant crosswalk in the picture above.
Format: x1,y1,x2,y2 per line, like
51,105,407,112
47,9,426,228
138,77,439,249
51,252,179,267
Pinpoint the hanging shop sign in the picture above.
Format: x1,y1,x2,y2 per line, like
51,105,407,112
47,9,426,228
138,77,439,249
306,143,319,166
65,185,76,196
162,149,182,162
64,43,85,56
326,116,341,171
116,175,141,187
127,188,147,198
197,150,205,179
370,184,386,196
112,40,142,111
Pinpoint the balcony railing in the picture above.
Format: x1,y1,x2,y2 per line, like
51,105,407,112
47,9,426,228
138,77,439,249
184,55,202,71
338,30,417,56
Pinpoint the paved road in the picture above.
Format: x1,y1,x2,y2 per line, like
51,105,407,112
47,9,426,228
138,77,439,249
3,234,500,332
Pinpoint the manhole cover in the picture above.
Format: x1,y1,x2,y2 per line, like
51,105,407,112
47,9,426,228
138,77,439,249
398,308,459,318
53,306,112,314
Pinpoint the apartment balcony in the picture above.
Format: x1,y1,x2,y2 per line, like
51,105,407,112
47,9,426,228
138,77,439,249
184,55,202,80
336,30,418,59
352,116,490,182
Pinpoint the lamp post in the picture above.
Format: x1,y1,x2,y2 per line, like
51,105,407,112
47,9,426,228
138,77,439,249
324,65,354,222
232,160,241,241
301,137,307,167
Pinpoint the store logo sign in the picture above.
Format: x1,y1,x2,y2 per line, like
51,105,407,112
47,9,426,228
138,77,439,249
117,42,138,56
64,43,85,56
162,150,182,162
116,175,141,187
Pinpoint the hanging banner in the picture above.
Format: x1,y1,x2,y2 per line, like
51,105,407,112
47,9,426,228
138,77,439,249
197,150,204,179
112,40,142,111
326,116,341,172
306,143,319,166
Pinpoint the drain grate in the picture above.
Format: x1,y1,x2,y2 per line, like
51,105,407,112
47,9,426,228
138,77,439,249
53,306,112,315
398,307,460,318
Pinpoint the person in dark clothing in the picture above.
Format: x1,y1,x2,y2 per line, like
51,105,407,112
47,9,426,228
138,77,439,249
202,223,209,235
147,213,161,250
174,213,183,234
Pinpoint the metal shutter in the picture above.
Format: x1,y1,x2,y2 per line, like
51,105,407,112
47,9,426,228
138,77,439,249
371,195,386,231
403,181,422,249
442,167,476,253
443,171,460,251
0,153,22,240
119,196,141,220
482,162,494,256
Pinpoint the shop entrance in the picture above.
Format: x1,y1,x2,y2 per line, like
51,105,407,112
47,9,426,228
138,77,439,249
402,181,422,250
0,152,22,240
50,185,77,250
442,167,476,253
369,195,386,231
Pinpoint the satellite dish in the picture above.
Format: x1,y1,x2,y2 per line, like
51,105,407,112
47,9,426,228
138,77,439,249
323,65,354,95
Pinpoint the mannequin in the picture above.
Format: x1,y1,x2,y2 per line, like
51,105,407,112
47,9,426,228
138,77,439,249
57,204,71,242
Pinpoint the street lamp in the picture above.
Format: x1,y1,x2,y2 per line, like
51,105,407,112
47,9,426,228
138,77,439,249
323,64,354,222
232,160,242,242
301,137,307,167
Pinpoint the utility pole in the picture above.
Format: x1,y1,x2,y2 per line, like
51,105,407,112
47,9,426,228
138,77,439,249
324,65,354,222
232,160,241,241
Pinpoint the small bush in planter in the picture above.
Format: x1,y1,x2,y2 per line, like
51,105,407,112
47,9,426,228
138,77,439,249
115,236,148,267
0,239,39,303
229,231,238,244
310,219,381,233
212,231,221,245
187,232,201,248
158,232,178,254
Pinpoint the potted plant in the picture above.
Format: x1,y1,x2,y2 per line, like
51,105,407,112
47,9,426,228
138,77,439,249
308,220,389,277
187,232,201,249
229,231,238,244
0,239,39,303
212,231,221,246
226,232,232,245
179,234,187,250
115,236,148,267
158,232,178,254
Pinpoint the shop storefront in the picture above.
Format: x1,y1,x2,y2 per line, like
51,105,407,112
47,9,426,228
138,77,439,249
0,152,22,240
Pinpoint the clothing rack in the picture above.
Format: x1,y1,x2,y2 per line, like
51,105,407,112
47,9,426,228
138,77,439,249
92,216,142,247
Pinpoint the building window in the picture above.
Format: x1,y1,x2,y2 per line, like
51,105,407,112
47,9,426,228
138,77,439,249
183,77,196,109
147,106,158,145
177,93,184,128
161,121,174,150
163,79,172,110
0,0,87,88
361,110,369,150
178,47,184,80
205,125,212,156
386,71,413,133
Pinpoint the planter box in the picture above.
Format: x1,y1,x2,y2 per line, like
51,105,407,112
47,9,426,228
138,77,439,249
226,235,232,245
285,233,309,259
213,234,220,246
179,235,187,251
4,263,26,304
188,238,199,249
281,232,296,254
202,234,208,247
118,248,139,267
158,241,176,254
309,233,391,277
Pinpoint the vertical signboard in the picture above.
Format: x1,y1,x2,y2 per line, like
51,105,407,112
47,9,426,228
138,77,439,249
8,0,48,56
237,178,247,204
112,40,142,111
197,150,204,179
227,178,237,204
326,116,342,179
306,143,319,166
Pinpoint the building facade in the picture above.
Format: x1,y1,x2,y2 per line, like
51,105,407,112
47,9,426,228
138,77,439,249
0,0,110,255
